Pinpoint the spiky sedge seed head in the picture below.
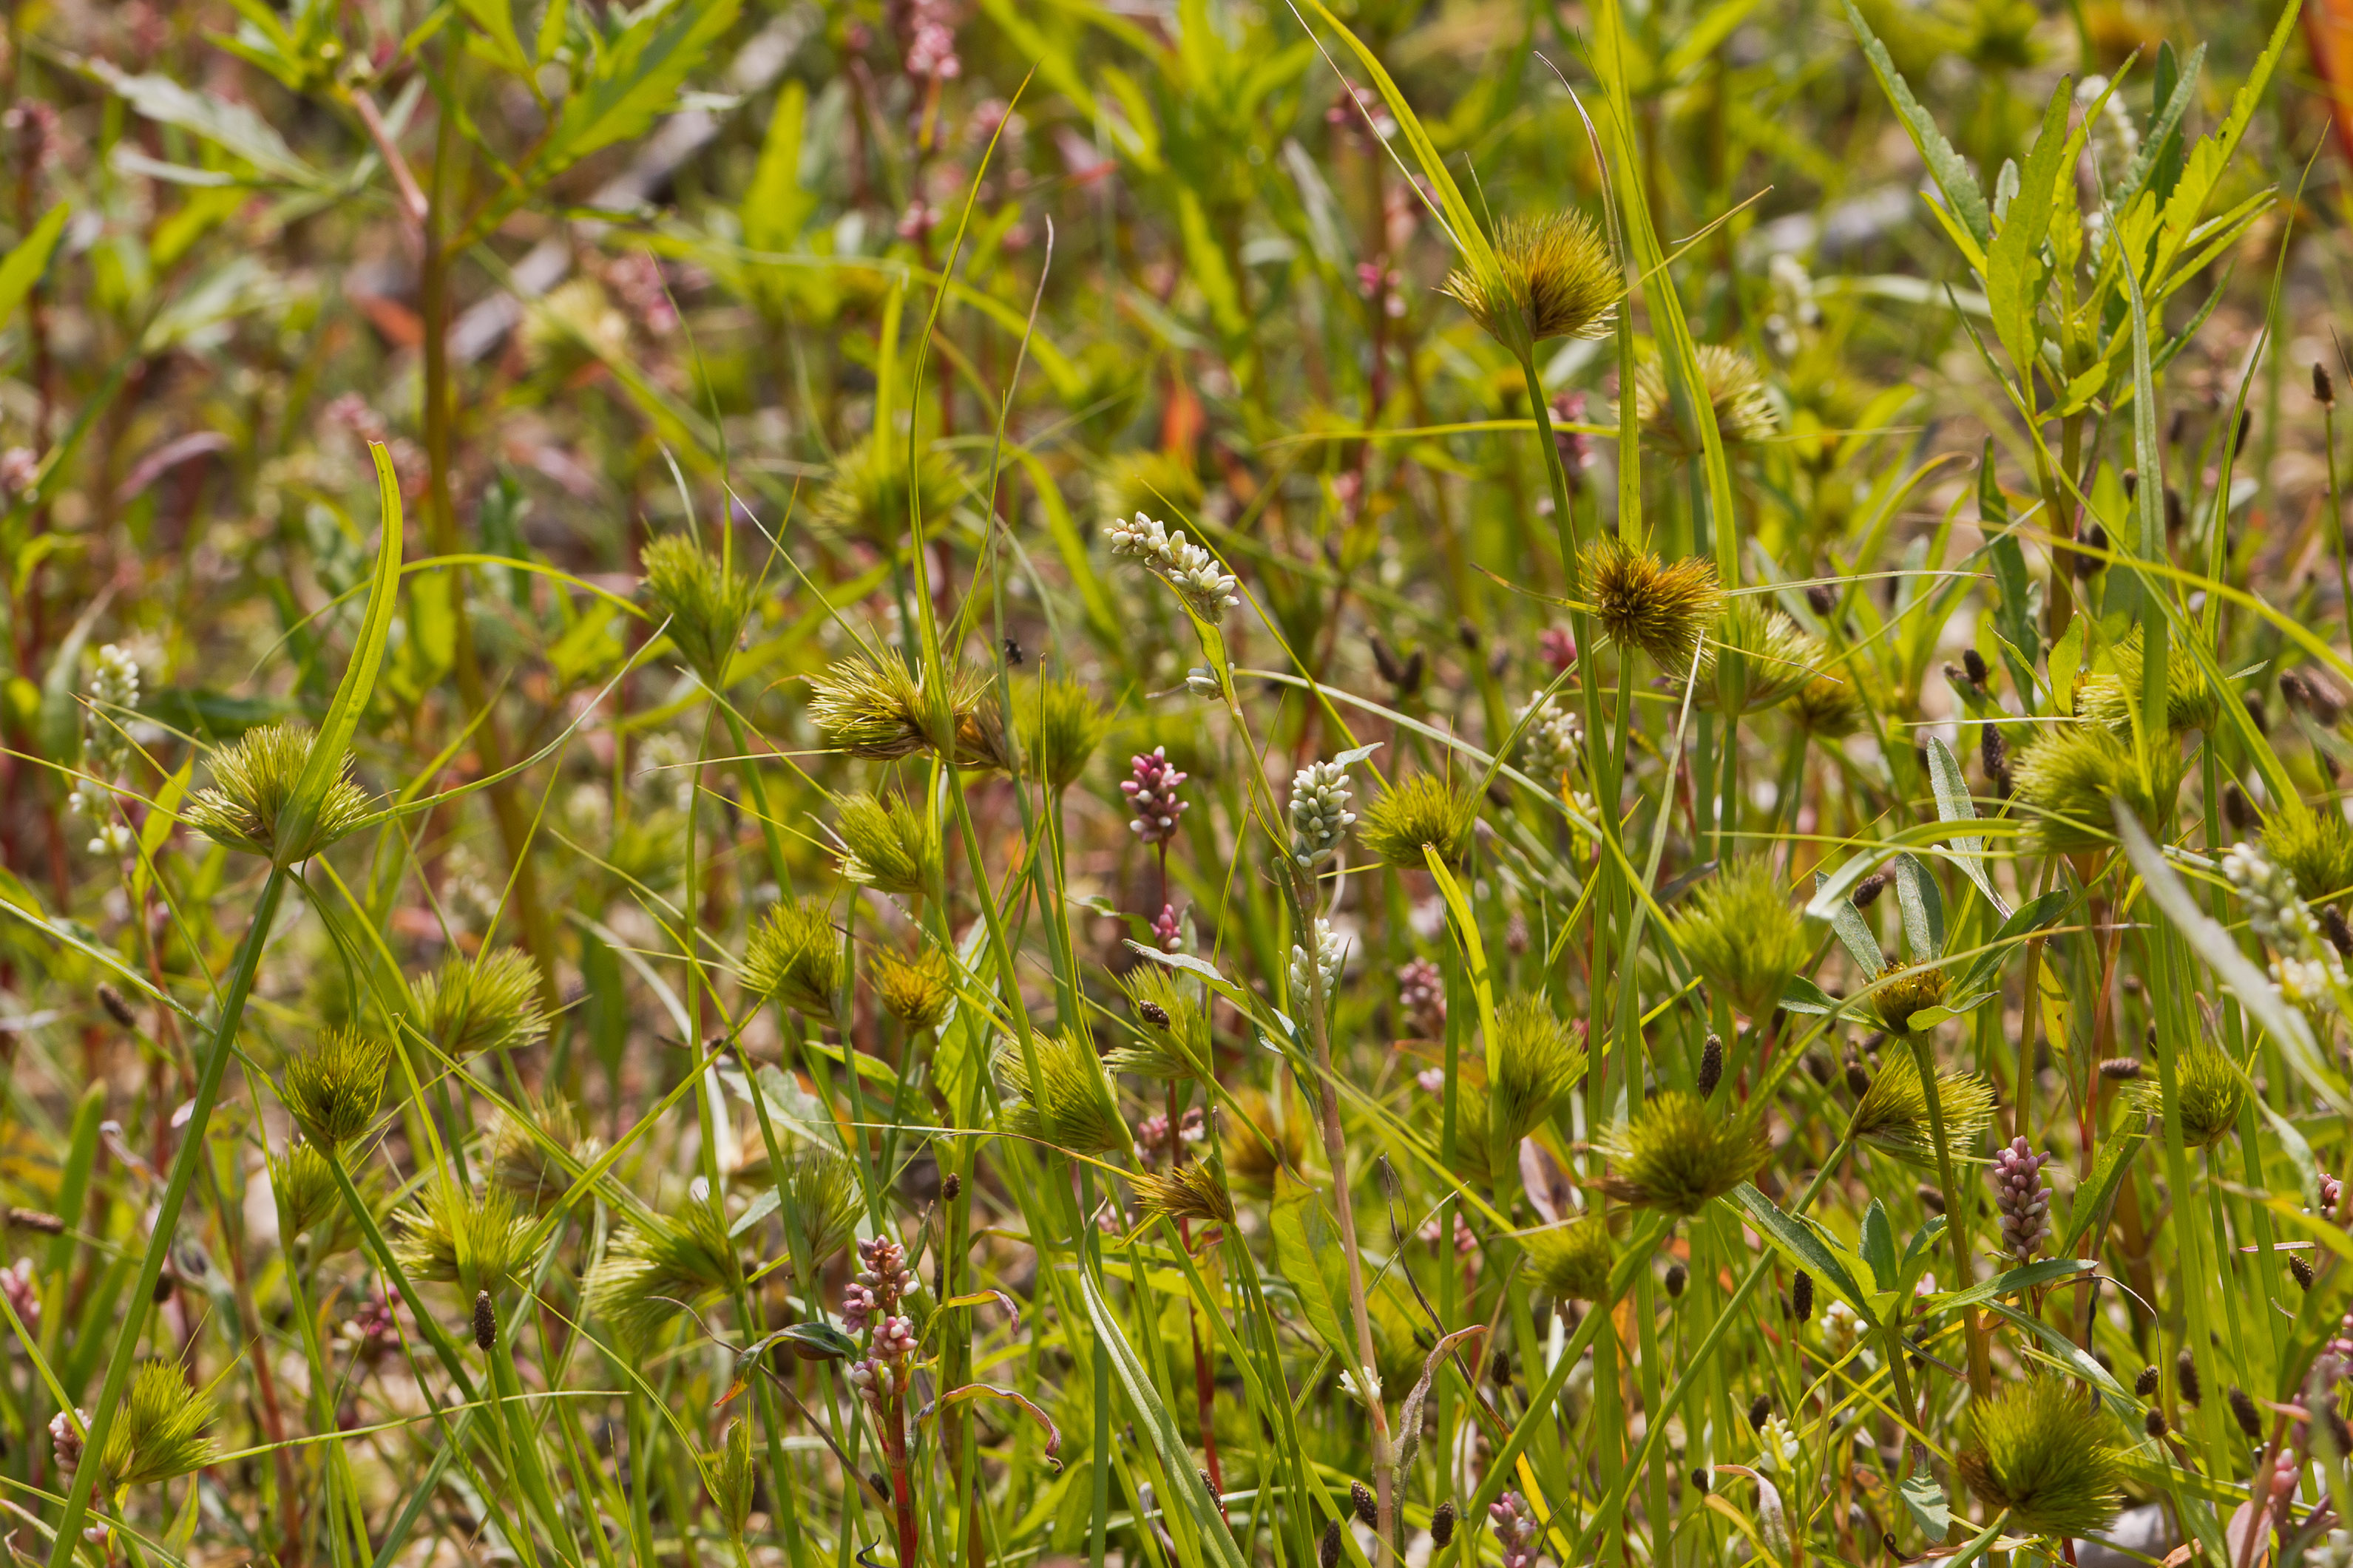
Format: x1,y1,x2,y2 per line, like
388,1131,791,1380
2099,1056,2144,1081
870,946,956,1031
638,532,752,687
1631,344,1779,458
2294,1254,2317,1290
2076,632,2218,735
1351,1481,1378,1527
1846,1050,1995,1167
835,792,941,897
1953,1377,2126,1540
1016,674,1111,793
484,1095,596,1215
270,1141,348,1243
583,1196,741,1351
1916,1183,1946,1213
394,1181,541,1300
5,1206,64,1234
998,1029,1131,1156
1599,1090,1767,1216
473,1289,496,1351
1849,871,1888,909
1106,968,1211,1082
1430,1503,1457,1547
816,433,971,545
2263,806,2353,909
1523,1217,1614,1304
2318,362,2338,409
98,982,135,1028
1129,1161,1236,1227
1440,210,1622,347
1696,599,1821,715
806,651,1003,769
1672,858,1808,1022
1697,1034,1724,1096
1693,1469,1712,1495
2230,1387,2262,1441
941,1172,962,1202
1845,1059,1871,1096
743,897,842,1017
1961,648,1989,686
2136,1364,2161,1398
1664,1261,1687,1297
1490,1351,1511,1385
2013,722,2185,855
1748,1394,1772,1430
185,722,373,866
102,1362,217,1490
1358,774,1477,869
2145,1408,2169,1439
415,948,550,1059
2177,1349,2202,1405
153,1266,176,1303
281,1027,396,1155
1792,1271,1814,1323
1319,1518,1344,1568
2164,1043,2247,1148
1581,538,1724,673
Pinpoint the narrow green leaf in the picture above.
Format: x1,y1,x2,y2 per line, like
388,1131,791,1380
1815,869,1886,974
1926,1257,2095,1312
0,205,67,330
2113,804,2349,1115
1728,1182,1875,1325
273,441,404,866
1269,1170,1355,1365
1077,1266,1251,1568
1889,852,1945,960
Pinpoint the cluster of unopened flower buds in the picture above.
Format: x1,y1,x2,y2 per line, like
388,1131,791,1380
844,1235,915,1335
1134,1106,1204,1158
50,1407,87,1477
1397,958,1446,1038
1991,1136,2051,1263
1288,759,1355,867
1124,747,1188,845
1489,1490,1540,1568
1,1257,36,1334
2320,1170,2343,1221
342,1291,399,1368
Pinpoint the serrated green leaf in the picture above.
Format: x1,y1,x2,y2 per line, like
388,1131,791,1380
93,64,328,189
1983,79,2074,376
541,0,742,174
1840,0,1989,254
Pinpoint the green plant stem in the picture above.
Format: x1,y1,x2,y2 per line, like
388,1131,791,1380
1902,1031,1989,1399
44,864,285,1568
